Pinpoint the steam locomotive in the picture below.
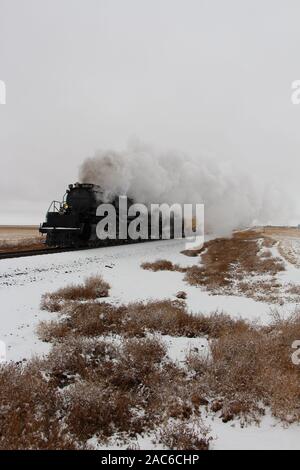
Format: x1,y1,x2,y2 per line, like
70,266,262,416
40,182,175,247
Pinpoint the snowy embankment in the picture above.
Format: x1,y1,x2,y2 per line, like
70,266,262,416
1,235,300,450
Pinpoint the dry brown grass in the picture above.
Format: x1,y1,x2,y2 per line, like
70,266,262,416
0,339,177,448
43,336,118,387
0,335,189,448
277,238,300,268
2,289,300,448
186,310,300,424
139,231,288,304
184,232,285,292
63,336,172,441
39,298,250,341
37,282,300,429
37,320,72,342
142,230,293,304
141,259,181,272
0,362,78,449
41,275,110,312
158,422,211,450
3,262,300,449
262,226,300,239
0,237,44,253
64,381,134,441
286,284,300,296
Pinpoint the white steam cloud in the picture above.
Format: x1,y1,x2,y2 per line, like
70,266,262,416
79,142,295,235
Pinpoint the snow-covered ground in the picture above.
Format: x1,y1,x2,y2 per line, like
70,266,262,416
1,235,300,449
0,238,282,362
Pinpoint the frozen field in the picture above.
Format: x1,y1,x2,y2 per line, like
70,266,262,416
1,233,300,449
0,237,283,362
0,225,39,242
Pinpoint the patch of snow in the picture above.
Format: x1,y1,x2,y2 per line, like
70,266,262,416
151,334,210,365
208,414,300,450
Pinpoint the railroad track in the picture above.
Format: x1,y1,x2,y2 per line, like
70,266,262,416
0,246,84,260
0,238,163,260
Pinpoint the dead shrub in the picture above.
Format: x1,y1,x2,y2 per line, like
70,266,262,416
41,275,110,311
40,294,66,313
63,336,174,440
83,275,110,298
187,311,300,423
36,320,72,342
192,329,266,410
8,264,300,450
260,249,272,258
286,284,300,296
141,259,180,272
44,336,118,387
38,299,250,341
109,337,167,390
64,381,134,441
0,361,78,449
263,237,276,248
0,334,181,447
258,257,285,275
159,422,211,450
183,231,286,303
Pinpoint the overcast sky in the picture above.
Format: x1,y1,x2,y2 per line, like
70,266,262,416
0,0,300,224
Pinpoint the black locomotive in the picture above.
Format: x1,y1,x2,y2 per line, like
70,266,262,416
40,182,176,248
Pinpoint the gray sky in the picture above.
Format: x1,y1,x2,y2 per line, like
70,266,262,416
0,0,300,224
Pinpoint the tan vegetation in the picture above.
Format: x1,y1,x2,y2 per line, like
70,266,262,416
257,226,300,267
0,237,44,253
31,281,300,432
1,273,300,449
39,298,249,341
40,275,110,312
141,259,181,272
0,362,78,449
0,332,209,449
158,422,211,450
277,239,300,268
186,309,300,424
3,226,300,450
261,226,300,239
142,230,300,304
0,226,44,253
184,231,285,295
0,225,39,240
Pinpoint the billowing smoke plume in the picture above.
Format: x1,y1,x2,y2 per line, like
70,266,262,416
79,141,295,235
